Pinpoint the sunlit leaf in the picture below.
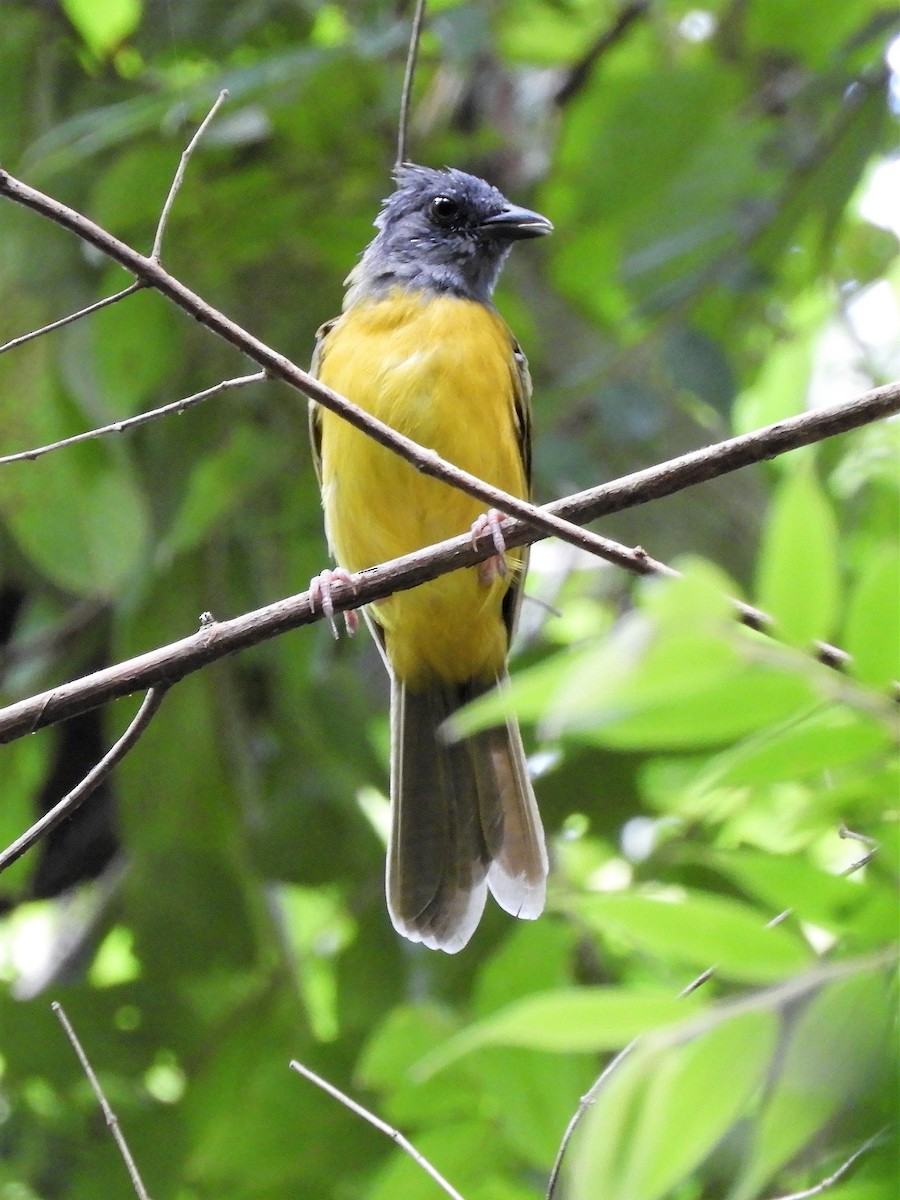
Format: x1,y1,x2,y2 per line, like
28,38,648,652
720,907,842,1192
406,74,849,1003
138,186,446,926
695,704,895,788
570,1011,776,1200
571,890,813,982
62,0,142,58
706,850,869,932
732,966,896,1198
755,465,841,646
843,546,900,688
413,987,699,1077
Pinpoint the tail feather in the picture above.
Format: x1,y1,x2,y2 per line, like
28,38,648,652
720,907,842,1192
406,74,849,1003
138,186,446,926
387,674,546,953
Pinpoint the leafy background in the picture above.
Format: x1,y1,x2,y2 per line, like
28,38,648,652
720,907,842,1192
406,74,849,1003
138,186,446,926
0,1,898,1198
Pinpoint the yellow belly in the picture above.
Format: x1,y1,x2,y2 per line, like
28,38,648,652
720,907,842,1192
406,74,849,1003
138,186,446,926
315,292,528,687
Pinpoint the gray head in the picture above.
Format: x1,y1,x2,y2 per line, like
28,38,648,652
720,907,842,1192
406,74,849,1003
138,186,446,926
344,164,552,306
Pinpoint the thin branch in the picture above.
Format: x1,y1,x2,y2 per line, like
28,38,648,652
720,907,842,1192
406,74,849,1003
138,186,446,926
151,89,229,261
837,822,879,873
545,1041,638,1200
766,821,881,928
0,93,225,361
554,0,651,106
678,966,717,997
0,686,167,874
0,166,638,570
764,1127,888,1200
0,386,896,747
0,282,143,356
396,0,428,168
52,1001,153,1200
290,1059,467,1200
0,372,265,467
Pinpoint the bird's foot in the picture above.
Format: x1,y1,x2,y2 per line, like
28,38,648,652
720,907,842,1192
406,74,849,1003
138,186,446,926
471,509,509,585
309,568,360,638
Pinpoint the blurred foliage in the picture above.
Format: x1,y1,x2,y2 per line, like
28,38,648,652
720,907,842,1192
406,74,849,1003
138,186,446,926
0,1,898,1197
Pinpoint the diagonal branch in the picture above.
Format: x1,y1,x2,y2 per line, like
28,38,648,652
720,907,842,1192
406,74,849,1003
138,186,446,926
151,88,229,261
0,371,265,466
0,686,168,873
0,384,894,748
52,1002,153,1200
0,282,144,356
554,0,651,106
290,1059,467,1200
0,89,226,361
764,1127,889,1200
0,167,644,570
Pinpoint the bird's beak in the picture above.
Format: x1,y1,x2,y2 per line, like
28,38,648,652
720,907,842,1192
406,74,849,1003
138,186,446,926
479,203,553,241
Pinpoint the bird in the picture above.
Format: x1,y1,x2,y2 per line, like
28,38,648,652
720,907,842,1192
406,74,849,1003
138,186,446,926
309,164,551,953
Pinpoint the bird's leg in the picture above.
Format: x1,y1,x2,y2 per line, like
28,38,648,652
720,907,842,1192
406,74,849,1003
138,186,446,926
309,568,360,638
470,509,509,585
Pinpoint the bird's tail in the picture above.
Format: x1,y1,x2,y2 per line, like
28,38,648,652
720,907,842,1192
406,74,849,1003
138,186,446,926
387,674,547,953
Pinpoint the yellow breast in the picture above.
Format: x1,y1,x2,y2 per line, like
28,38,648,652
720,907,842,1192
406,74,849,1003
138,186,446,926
314,291,529,686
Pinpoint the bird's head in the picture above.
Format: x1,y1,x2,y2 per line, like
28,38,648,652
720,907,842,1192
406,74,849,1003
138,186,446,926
344,164,552,306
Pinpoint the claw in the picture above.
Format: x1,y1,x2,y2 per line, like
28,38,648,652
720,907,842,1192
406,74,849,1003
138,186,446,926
470,509,509,585
309,568,359,638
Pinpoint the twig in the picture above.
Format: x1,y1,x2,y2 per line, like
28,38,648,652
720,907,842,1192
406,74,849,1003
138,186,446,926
0,686,168,873
766,821,881,928
151,89,229,261
545,1041,638,1200
0,386,896,746
290,1059,466,1200
0,372,265,467
840,820,883,868
678,966,717,997
0,92,226,361
554,0,651,106
52,1001,153,1200
764,1127,888,1200
396,0,428,168
547,955,896,1199
0,282,143,356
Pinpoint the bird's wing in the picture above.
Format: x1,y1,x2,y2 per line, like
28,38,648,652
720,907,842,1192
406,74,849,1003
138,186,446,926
307,316,339,488
500,337,533,644
308,313,392,671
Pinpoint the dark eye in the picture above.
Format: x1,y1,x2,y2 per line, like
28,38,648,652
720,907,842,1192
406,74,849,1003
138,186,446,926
430,195,460,226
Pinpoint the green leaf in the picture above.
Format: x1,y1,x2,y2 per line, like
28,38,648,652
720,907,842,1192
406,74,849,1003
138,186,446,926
571,890,813,982
473,920,576,1016
92,285,183,416
356,1003,479,1129
708,850,870,933
0,448,150,595
732,967,895,1198
576,663,817,750
0,737,48,896
843,547,900,688
357,1004,458,1091
413,987,698,1078
695,704,895,788
755,465,841,646
731,290,827,434
62,0,142,58
497,0,609,65
161,426,282,559
571,1011,777,1200
747,0,893,69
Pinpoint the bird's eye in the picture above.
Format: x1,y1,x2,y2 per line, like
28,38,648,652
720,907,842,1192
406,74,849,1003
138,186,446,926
430,195,460,226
